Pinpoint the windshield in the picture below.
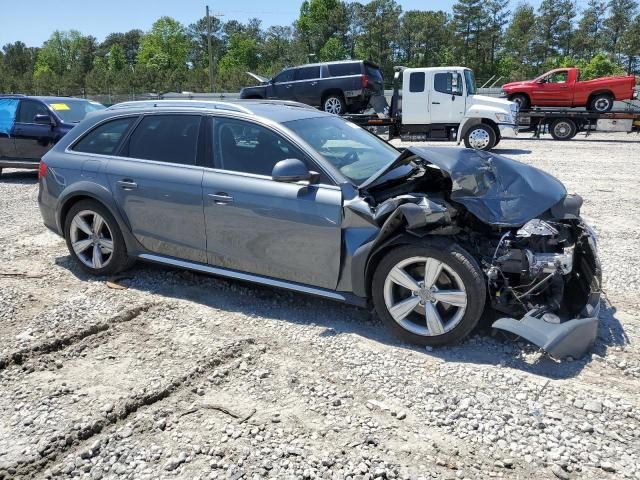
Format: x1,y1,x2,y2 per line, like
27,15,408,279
44,99,105,123
464,69,476,95
283,116,399,185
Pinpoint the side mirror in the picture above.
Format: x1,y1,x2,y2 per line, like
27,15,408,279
34,113,54,125
272,158,318,183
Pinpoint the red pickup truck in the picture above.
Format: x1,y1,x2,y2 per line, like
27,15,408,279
502,67,637,112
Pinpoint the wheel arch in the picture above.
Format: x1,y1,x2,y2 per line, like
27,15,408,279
57,185,141,254
587,89,614,105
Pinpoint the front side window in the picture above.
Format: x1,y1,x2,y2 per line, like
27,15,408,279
73,117,136,155
434,72,464,95
214,117,316,177
547,70,569,83
17,100,49,124
284,116,399,185
409,72,425,92
0,99,19,135
273,69,294,83
295,66,320,81
125,115,201,165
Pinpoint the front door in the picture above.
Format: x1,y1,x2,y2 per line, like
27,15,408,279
266,69,296,101
13,100,56,160
0,99,18,159
429,71,466,124
532,70,571,106
107,114,207,263
203,116,342,289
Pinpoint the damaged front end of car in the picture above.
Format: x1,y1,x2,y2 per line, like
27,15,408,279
344,146,601,359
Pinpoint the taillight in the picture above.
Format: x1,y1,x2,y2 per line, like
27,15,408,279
361,74,369,88
38,161,47,178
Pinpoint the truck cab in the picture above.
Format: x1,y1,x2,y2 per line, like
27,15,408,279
395,66,518,150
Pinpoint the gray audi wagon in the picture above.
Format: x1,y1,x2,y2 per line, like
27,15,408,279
38,100,601,357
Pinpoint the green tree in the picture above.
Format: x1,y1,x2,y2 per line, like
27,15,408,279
355,0,402,78
580,52,626,78
319,37,347,61
604,0,639,60
504,3,538,78
296,0,348,56
0,41,38,92
621,14,640,72
573,0,608,59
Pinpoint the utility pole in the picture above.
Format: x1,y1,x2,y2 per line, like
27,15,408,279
206,5,214,93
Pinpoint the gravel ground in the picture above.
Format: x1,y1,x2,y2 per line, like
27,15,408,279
0,131,639,480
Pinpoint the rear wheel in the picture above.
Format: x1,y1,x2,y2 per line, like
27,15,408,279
372,243,486,347
550,118,577,140
64,200,132,276
323,94,346,115
463,124,496,150
589,94,613,112
510,93,530,110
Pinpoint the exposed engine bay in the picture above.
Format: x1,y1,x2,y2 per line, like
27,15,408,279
345,146,601,358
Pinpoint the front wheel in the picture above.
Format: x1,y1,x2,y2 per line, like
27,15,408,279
509,94,530,110
463,124,496,150
64,200,132,276
372,243,486,347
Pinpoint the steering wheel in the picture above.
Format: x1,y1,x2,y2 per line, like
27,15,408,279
341,150,359,165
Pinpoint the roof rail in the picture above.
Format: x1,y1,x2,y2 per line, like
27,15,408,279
107,100,254,114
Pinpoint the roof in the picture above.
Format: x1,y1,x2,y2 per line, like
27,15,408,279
281,59,380,70
104,99,331,123
0,94,93,102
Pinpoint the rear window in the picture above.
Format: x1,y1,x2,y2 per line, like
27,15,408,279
125,114,201,165
295,66,320,81
327,62,361,77
73,117,135,155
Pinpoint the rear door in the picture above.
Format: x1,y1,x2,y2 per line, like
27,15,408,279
401,70,429,125
202,116,342,289
293,65,321,106
429,71,465,124
13,99,56,160
266,69,296,101
107,114,207,263
0,99,18,159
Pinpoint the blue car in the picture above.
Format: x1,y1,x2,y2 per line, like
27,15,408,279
0,95,105,176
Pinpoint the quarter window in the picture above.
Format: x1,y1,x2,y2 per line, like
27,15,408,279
73,117,135,155
327,62,361,77
125,115,201,165
17,100,49,124
295,66,320,81
409,72,425,92
213,118,314,178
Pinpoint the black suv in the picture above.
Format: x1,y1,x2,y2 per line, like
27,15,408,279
240,60,384,115
0,95,105,176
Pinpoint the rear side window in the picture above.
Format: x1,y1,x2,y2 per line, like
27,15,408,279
125,115,201,165
295,66,320,81
17,100,49,123
327,62,361,77
434,72,464,95
409,72,425,92
73,117,135,155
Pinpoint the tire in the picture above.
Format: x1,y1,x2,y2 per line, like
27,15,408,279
550,118,577,141
64,199,132,276
323,94,346,115
509,93,530,110
463,124,496,150
372,243,486,347
589,94,613,112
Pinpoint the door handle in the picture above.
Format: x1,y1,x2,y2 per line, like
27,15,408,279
286,84,292,88
208,192,234,204
432,102,440,105
311,82,318,86
117,179,138,190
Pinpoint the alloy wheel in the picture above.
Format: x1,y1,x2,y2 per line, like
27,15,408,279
324,97,342,115
69,210,114,269
383,256,468,337
594,97,612,112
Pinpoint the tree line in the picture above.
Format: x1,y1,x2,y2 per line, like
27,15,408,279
0,0,638,97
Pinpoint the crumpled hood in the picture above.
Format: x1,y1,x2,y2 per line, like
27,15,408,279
399,147,567,226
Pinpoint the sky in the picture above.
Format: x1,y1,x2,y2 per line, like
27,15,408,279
0,0,549,48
